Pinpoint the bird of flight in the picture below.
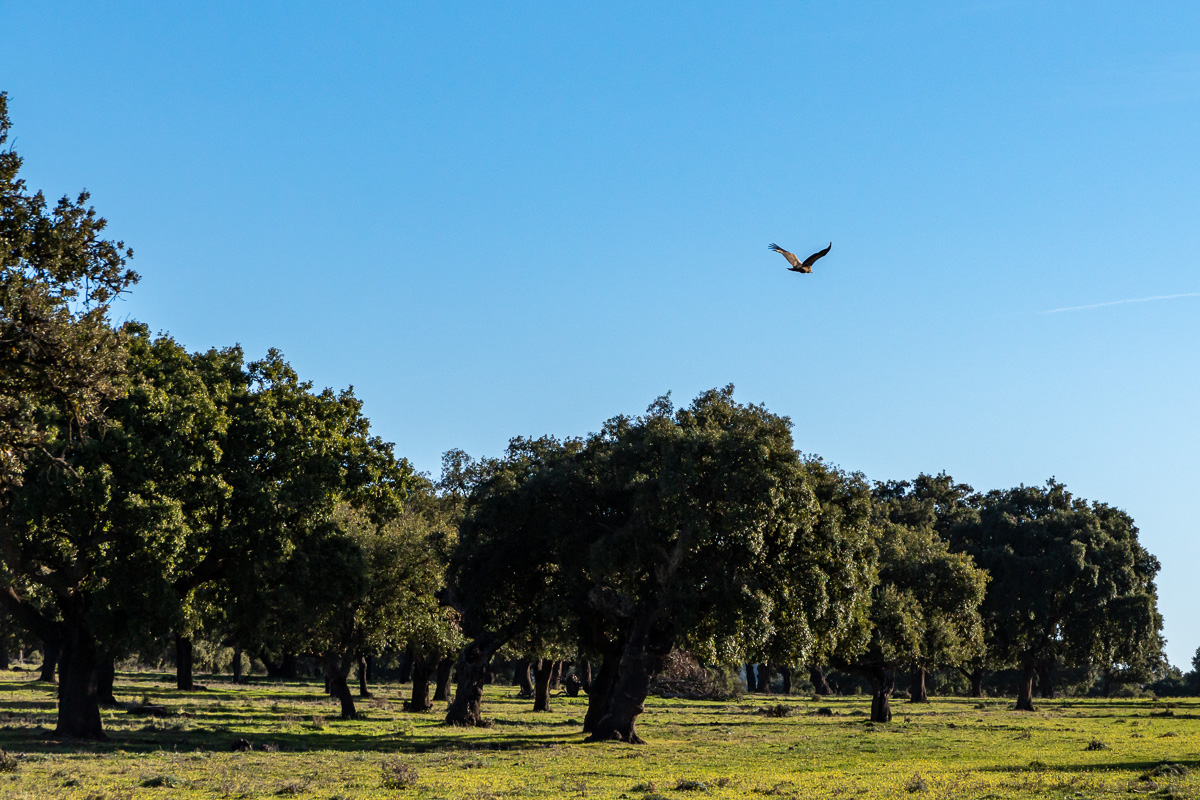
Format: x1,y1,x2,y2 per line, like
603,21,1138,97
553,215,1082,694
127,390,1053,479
768,241,832,274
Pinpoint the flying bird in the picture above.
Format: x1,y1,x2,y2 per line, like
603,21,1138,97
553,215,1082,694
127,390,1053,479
768,242,831,274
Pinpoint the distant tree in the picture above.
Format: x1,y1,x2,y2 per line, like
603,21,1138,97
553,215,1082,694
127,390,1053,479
442,436,583,726
758,459,877,697
185,348,413,694
850,517,987,721
950,480,1164,711
874,474,992,698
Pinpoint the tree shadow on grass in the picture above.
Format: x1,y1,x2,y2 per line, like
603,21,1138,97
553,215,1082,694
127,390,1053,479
982,758,1200,774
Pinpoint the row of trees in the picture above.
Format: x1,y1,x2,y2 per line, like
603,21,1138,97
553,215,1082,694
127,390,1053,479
440,405,1164,740
0,92,1169,743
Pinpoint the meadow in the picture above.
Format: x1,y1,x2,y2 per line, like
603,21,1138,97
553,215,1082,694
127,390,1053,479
0,670,1197,799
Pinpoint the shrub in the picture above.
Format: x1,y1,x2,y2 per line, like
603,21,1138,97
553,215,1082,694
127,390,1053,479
0,750,17,773
904,773,929,793
1142,763,1190,780
675,778,708,791
1085,738,1107,751
381,759,418,790
649,651,741,700
758,703,792,718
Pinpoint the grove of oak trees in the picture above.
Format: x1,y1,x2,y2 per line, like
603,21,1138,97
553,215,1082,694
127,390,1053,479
0,92,1169,740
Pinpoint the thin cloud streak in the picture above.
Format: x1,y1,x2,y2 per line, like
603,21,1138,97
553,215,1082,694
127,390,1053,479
1043,292,1200,314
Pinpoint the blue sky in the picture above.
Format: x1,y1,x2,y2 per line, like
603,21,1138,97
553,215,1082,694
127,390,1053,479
4,2,1198,668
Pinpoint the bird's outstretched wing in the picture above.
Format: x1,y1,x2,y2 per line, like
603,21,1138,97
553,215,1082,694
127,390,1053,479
802,242,832,269
768,242,802,268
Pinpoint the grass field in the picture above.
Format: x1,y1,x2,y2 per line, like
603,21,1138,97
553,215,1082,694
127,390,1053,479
0,670,1197,799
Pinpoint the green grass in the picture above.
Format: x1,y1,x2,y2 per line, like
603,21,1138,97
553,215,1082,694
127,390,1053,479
0,670,1197,798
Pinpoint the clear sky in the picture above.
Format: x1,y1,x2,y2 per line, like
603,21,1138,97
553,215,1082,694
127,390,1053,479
4,2,1198,668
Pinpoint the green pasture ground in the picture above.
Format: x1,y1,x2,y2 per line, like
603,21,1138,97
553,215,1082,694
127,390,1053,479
0,670,1197,799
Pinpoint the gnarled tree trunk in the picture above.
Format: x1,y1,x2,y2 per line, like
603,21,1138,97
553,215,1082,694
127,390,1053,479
809,665,833,695
515,658,535,698
445,635,501,727
756,663,773,694
98,656,118,706
263,653,298,681
744,662,758,692
908,666,928,703
585,605,670,744
38,635,60,683
1015,665,1036,711
583,655,618,733
175,634,194,691
55,626,105,739
433,657,453,702
405,659,434,712
779,666,792,695
322,651,357,719
357,654,371,698
958,666,983,698
231,645,244,684
865,667,894,723
1037,660,1055,699
533,658,554,712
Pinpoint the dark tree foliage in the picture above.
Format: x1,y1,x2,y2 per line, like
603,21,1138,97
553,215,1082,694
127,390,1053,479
949,480,1164,711
0,326,225,738
758,459,877,691
0,93,136,491
447,388,876,742
841,517,987,722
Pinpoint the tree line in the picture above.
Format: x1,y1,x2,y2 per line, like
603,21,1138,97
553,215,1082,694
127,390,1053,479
0,92,1171,742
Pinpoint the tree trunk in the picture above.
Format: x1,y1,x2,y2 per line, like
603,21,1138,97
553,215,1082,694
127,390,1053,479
322,652,357,719
54,627,105,739
357,654,371,698
232,645,243,684
264,653,298,681
867,668,894,723
97,656,118,706
756,663,772,694
397,648,413,683
908,666,928,703
0,639,8,670
1037,661,1055,699
585,608,669,744
38,636,60,683
550,660,564,690
779,666,792,696
745,663,758,692
405,659,434,712
445,635,500,726
515,658,534,698
809,665,833,695
175,634,194,691
533,658,554,712
583,655,619,733
433,657,453,702
1015,665,1036,711
579,658,593,692
957,666,984,698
